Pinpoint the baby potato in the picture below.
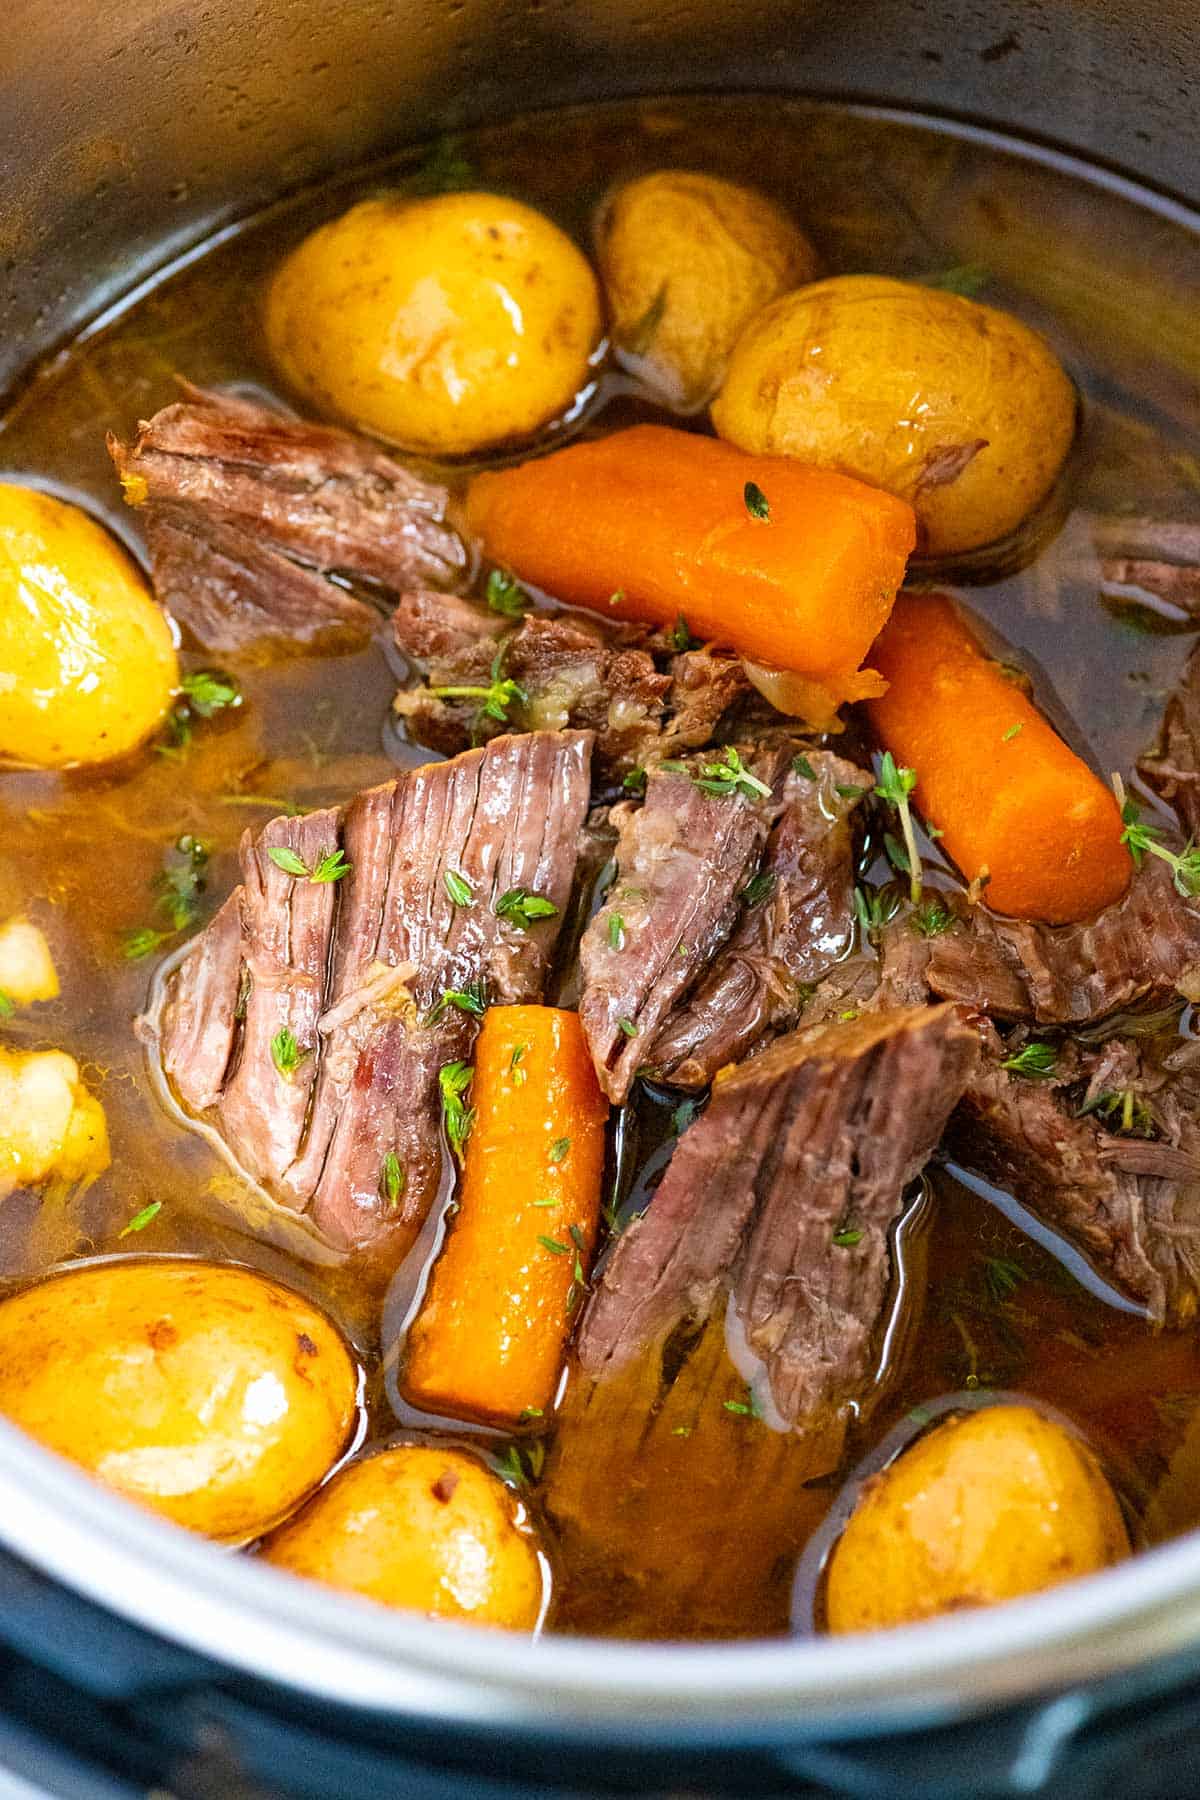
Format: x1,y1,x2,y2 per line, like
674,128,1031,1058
595,169,818,409
0,1260,358,1541
712,275,1077,555
0,484,177,767
0,1047,108,1198
261,1444,546,1629
0,919,58,1005
825,1404,1129,1633
264,193,603,456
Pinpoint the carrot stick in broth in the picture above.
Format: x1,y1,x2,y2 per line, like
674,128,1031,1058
865,590,1130,924
404,1006,608,1428
465,425,916,725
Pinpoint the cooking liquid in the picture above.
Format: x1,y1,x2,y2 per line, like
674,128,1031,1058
1,96,1200,1639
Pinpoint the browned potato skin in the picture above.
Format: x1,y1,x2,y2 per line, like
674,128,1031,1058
825,1404,1129,1633
596,170,818,409
0,1261,358,1542
261,1445,547,1629
712,275,1077,555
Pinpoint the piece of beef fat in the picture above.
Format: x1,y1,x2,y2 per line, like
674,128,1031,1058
108,383,466,654
947,1032,1200,1325
578,745,790,1102
578,1005,979,1432
926,857,1200,1024
1139,638,1200,841
147,730,591,1258
393,596,749,783
649,752,869,1085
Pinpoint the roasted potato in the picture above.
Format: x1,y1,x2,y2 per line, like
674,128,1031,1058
0,1261,358,1541
0,1047,108,1198
0,484,177,767
825,1404,1129,1633
712,275,1077,555
0,920,58,1005
595,170,817,409
264,193,603,457
261,1444,547,1629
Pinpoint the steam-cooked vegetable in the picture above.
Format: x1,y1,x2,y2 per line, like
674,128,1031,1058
0,1047,109,1198
825,1404,1129,1632
264,192,603,455
865,590,1129,923
260,1445,546,1628
404,1007,608,1426
0,1261,358,1540
595,169,817,408
712,275,1077,555
0,920,58,1005
465,425,916,725
0,484,177,767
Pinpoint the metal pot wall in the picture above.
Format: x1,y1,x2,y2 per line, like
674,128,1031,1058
1,4,1199,1795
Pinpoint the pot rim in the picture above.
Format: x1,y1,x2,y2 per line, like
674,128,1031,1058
3,1416,1200,1736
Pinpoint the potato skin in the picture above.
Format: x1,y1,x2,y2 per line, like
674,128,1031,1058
595,170,817,409
825,1404,1129,1633
0,1260,358,1541
0,485,177,767
264,193,602,456
712,275,1077,555
261,1444,546,1629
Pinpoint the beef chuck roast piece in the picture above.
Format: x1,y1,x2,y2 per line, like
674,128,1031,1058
108,383,466,654
1139,638,1200,841
1086,514,1200,616
926,858,1200,1024
148,730,591,1257
578,745,791,1102
579,1005,980,1432
392,594,749,784
947,1029,1200,1326
648,751,869,1085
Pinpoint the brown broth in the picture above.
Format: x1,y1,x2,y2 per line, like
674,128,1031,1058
2,96,1200,1640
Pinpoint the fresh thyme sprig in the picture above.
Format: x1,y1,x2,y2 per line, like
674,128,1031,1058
431,647,528,727
693,746,771,802
1114,775,1200,898
874,752,922,904
1000,1041,1058,1079
439,1061,475,1164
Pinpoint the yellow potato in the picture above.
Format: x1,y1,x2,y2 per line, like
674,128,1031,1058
0,1260,358,1541
261,1444,546,1629
596,169,817,408
825,1404,1129,1633
264,193,603,456
0,1047,108,1198
0,919,58,1004
712,275,1077,555
0,484,177,767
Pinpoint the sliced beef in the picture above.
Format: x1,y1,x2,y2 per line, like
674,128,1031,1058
579,1005,979,1431
108,383,466,654
578,746,789,1102
926,858,1200,1024
947,1033,1200,1325
392,595,748,783
648,751,868,1085
148,730,591,1257
1139,638,1200,841
1086,514,1200,615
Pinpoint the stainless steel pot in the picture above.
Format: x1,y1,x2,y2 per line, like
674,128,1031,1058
2,4,1200,1792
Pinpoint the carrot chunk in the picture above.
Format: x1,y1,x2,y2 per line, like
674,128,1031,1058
404,1006,608,1428
865,590,1130,924
465,425,916,724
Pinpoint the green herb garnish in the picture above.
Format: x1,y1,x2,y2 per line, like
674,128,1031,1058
1079,1087,1157,1138
431,648,528,728
0,990,13,1019
832,1227,863,1248
182,669,241,717
266,844,351,884
910,894,953,938
266,845,309,878
622,765,647,795
548,1136,571,1164
672,1098,698,1136
1117,786,1200,898
485,568,528,618
723,1386,763,1418
694,745,771,802
608,912,626,951
495,887,558,929
380,1152,405,1210
439,1061,475,1164
616,1018,638,1039
444,869,474,908
1002,723,1023,742
425,979,488,1025
743,481,770,521
119,1200,162,1238
1000,1041,1058,1079
669,613,697,653
740,870,776,907
537,1234,569,1255
853,882,901,939
271,1027,308,1080
508,1043,527,1086
793,754,816,780
874,752,922,904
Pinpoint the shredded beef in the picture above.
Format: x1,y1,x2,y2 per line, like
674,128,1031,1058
647,752,868,1085
926,858,1200,1024
1139,638,1200,841
579,1005,979,1431
947,1028,1200,1325
147,731,591,1257
578,745,792,1102
108,383,466,654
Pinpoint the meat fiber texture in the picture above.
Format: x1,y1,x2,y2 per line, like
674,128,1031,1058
145,731,591,1259
578,1004,980,1433
108,382,466,654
